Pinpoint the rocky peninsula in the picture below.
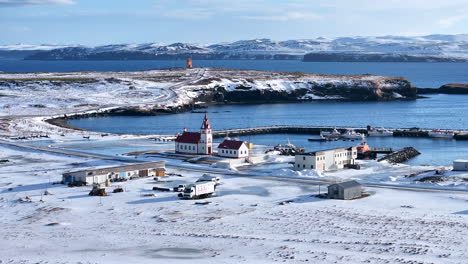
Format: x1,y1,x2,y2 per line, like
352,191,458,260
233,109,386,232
0,68,416,137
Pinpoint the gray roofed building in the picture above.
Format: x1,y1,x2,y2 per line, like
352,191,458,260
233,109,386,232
327,180,362,200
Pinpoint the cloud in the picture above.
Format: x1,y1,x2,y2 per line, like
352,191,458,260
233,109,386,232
437,15,468,27
242,12,322,22
162,8,214,20
154,0,323,21
292,0,468,11
0,0,76,7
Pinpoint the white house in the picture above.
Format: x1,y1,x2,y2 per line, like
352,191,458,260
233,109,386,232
217,139,249,158
453,160,468,171
175,114,213,155
294,147,357,172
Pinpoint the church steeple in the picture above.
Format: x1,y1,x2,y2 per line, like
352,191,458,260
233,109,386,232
201,113,211,130
199,113,213,154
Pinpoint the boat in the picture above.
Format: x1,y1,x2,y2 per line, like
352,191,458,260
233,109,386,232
320,128,341,138
342,130,366,140
368,127,393,137
356,141,371,153
273,139,305,155
428,129,455,138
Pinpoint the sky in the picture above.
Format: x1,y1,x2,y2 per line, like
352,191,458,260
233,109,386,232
1,0,468,46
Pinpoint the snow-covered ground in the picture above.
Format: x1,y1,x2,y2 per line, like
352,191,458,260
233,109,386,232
1,144,468,263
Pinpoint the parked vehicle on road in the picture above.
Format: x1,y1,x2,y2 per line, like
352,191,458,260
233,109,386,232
196,174,221,185
174,184,186,192
178,181,216,199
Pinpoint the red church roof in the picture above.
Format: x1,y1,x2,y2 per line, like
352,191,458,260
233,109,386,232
201,113,211,129
175,132,201,144
218,139,246,150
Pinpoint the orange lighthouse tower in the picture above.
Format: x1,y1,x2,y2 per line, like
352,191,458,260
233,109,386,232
186,58,193,69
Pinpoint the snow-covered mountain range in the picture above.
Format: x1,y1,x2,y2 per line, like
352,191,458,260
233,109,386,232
2,34,468,61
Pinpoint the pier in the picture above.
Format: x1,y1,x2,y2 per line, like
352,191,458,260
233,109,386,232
149,125,468,141
211,126,467,139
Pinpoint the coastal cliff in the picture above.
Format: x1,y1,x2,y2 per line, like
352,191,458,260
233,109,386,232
188,69,416,103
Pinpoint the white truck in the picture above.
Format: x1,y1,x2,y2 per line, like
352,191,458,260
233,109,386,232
196,174,221,185
178,181,216,199
173,184,186,192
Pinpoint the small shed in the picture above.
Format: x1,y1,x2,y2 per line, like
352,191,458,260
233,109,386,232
453,160,468,171
327,180,362,200
155,168,166,177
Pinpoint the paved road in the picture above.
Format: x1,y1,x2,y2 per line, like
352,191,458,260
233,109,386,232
2,139,468,194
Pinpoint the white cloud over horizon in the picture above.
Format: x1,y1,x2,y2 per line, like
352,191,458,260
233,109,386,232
0,0,75,7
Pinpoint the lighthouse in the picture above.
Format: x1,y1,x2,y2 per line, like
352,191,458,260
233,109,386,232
186,58,193,69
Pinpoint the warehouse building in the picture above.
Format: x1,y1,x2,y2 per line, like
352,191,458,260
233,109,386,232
62,161,165,185
294,147,357,172
453,159,468,171
327,180,363,200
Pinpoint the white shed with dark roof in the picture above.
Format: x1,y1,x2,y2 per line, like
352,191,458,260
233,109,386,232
327,180,362,200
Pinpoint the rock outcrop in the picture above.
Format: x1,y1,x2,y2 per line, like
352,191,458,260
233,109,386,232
417,83,468,94
188,69,417,103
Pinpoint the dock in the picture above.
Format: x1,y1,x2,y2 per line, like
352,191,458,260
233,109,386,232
148,125,468,141
211,126,467,139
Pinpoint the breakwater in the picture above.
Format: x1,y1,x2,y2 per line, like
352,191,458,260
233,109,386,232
377,147,421,163
210,126,467,140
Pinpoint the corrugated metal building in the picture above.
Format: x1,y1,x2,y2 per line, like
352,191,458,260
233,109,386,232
62,161,165,185
327,180,362,200
453,160,468,171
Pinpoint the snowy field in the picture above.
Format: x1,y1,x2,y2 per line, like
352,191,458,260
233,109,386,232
1,144,468,263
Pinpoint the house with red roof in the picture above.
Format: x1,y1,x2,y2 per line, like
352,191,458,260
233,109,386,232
218,139,249,158
175,114,213,155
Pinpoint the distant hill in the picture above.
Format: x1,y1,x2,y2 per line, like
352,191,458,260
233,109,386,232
2,34,468,62
302,52,467,62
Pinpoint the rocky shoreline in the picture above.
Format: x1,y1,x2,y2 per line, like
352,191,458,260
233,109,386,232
418,83,468,94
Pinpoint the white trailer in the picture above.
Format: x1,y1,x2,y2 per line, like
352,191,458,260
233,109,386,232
178,181,216,199
196,174,221,185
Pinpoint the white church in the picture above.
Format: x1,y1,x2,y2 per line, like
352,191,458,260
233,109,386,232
175,114,213,155
174,113,250,158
